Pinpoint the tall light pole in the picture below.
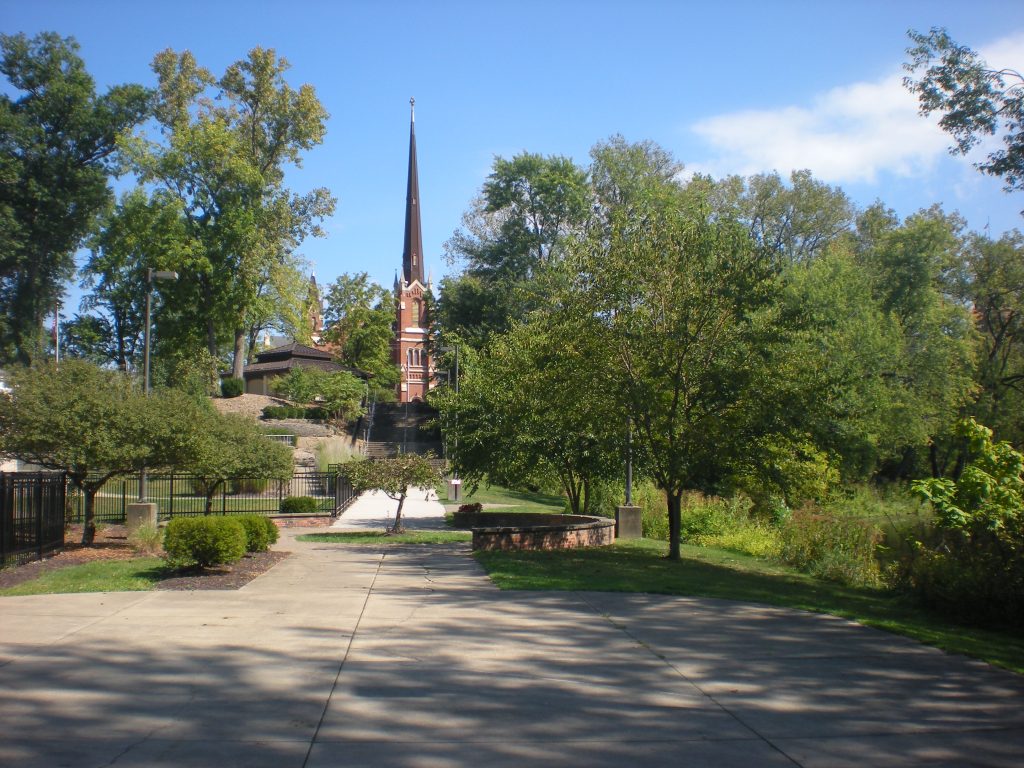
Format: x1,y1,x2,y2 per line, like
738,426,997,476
138,268,178,502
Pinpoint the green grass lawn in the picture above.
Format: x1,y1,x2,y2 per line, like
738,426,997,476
476,538,1024,674
0,558,167,596
437,481,566,514
297,531,471,545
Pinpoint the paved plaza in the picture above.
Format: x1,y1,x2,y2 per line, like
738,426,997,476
1,497,1022,767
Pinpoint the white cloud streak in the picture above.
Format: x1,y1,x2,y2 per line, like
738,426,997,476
689,31,1024,186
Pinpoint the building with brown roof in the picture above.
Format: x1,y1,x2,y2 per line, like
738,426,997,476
237,342,350,396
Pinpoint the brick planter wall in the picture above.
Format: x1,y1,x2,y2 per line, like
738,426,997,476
469,513,615,552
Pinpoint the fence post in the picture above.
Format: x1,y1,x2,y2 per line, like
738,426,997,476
1,475,9,563
35,476,44,561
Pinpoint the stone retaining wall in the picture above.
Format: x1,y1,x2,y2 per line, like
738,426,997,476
469,513,615,552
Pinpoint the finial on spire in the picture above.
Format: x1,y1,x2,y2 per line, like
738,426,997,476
410,97,415,122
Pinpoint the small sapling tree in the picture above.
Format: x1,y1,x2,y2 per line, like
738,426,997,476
341,454,440,533
183,410,293,514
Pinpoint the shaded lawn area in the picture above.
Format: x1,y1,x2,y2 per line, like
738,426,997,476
475,538,1024,675
436,482,566,515
297,531,471,545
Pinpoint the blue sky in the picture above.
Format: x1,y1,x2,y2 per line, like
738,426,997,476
4,0,1023,311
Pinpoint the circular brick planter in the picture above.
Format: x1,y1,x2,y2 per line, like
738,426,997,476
460,512,615,552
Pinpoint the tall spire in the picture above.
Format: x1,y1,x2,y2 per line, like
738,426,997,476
402,97,425,285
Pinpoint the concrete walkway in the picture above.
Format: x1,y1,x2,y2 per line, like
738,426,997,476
1,511,1023,766
331,487,447,531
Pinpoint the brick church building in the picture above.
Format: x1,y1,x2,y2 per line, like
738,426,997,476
392,98,434,402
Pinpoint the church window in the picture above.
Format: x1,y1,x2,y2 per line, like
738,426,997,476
411,300,420,326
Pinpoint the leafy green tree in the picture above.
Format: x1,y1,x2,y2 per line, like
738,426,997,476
0,361,198,544
904,27,1024,194
79,188,195,371
962,232,1024,446
697,169,855,265
323,272,399,397
59,314,119,366
124,47,335,376
779,246,907,480
340,454,440,533
914,418,1023,532
181,410,292,514
243,254,314,359
440,152,590,347
589,134,682,209
572,145,787,559
853,205,976,477
911,418,1024,625
270,367,365,423
435,312,623,515
0,32,150,364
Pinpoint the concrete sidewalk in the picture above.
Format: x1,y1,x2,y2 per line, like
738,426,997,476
1,527,1023,767
332,487,448,531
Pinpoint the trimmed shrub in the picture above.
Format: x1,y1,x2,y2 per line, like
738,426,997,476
163,516,246,568
280,496,319,515
221,377,245,398
236,514,280,552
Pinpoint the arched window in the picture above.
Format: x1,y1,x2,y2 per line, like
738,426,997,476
411,300,420,327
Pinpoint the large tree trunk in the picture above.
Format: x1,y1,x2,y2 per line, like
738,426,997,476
231,328,246,379
562,473,582,516
666,490,682,560
82,484,99,545
206,317,218,358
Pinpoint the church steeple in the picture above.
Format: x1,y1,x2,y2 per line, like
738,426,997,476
402,97,425,285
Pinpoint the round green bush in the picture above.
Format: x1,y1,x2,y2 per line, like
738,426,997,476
221,377,245,398
163,516,247,568
279,496,319,515
236,514,280,552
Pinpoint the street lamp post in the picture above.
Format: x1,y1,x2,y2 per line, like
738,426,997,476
138,268,178,502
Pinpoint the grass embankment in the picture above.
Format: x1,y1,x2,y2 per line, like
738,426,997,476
437,482,565,515
0,558,166,596
475,538,1024,674
297,531,470,545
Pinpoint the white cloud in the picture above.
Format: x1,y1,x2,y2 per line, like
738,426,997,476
688,31,1024,185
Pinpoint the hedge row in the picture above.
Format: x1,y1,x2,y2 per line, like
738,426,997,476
262,405,327,420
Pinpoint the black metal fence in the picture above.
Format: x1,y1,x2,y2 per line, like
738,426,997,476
67,471,357,524
1,472,66,567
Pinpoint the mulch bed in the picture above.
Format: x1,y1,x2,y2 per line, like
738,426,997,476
0,524,289,592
